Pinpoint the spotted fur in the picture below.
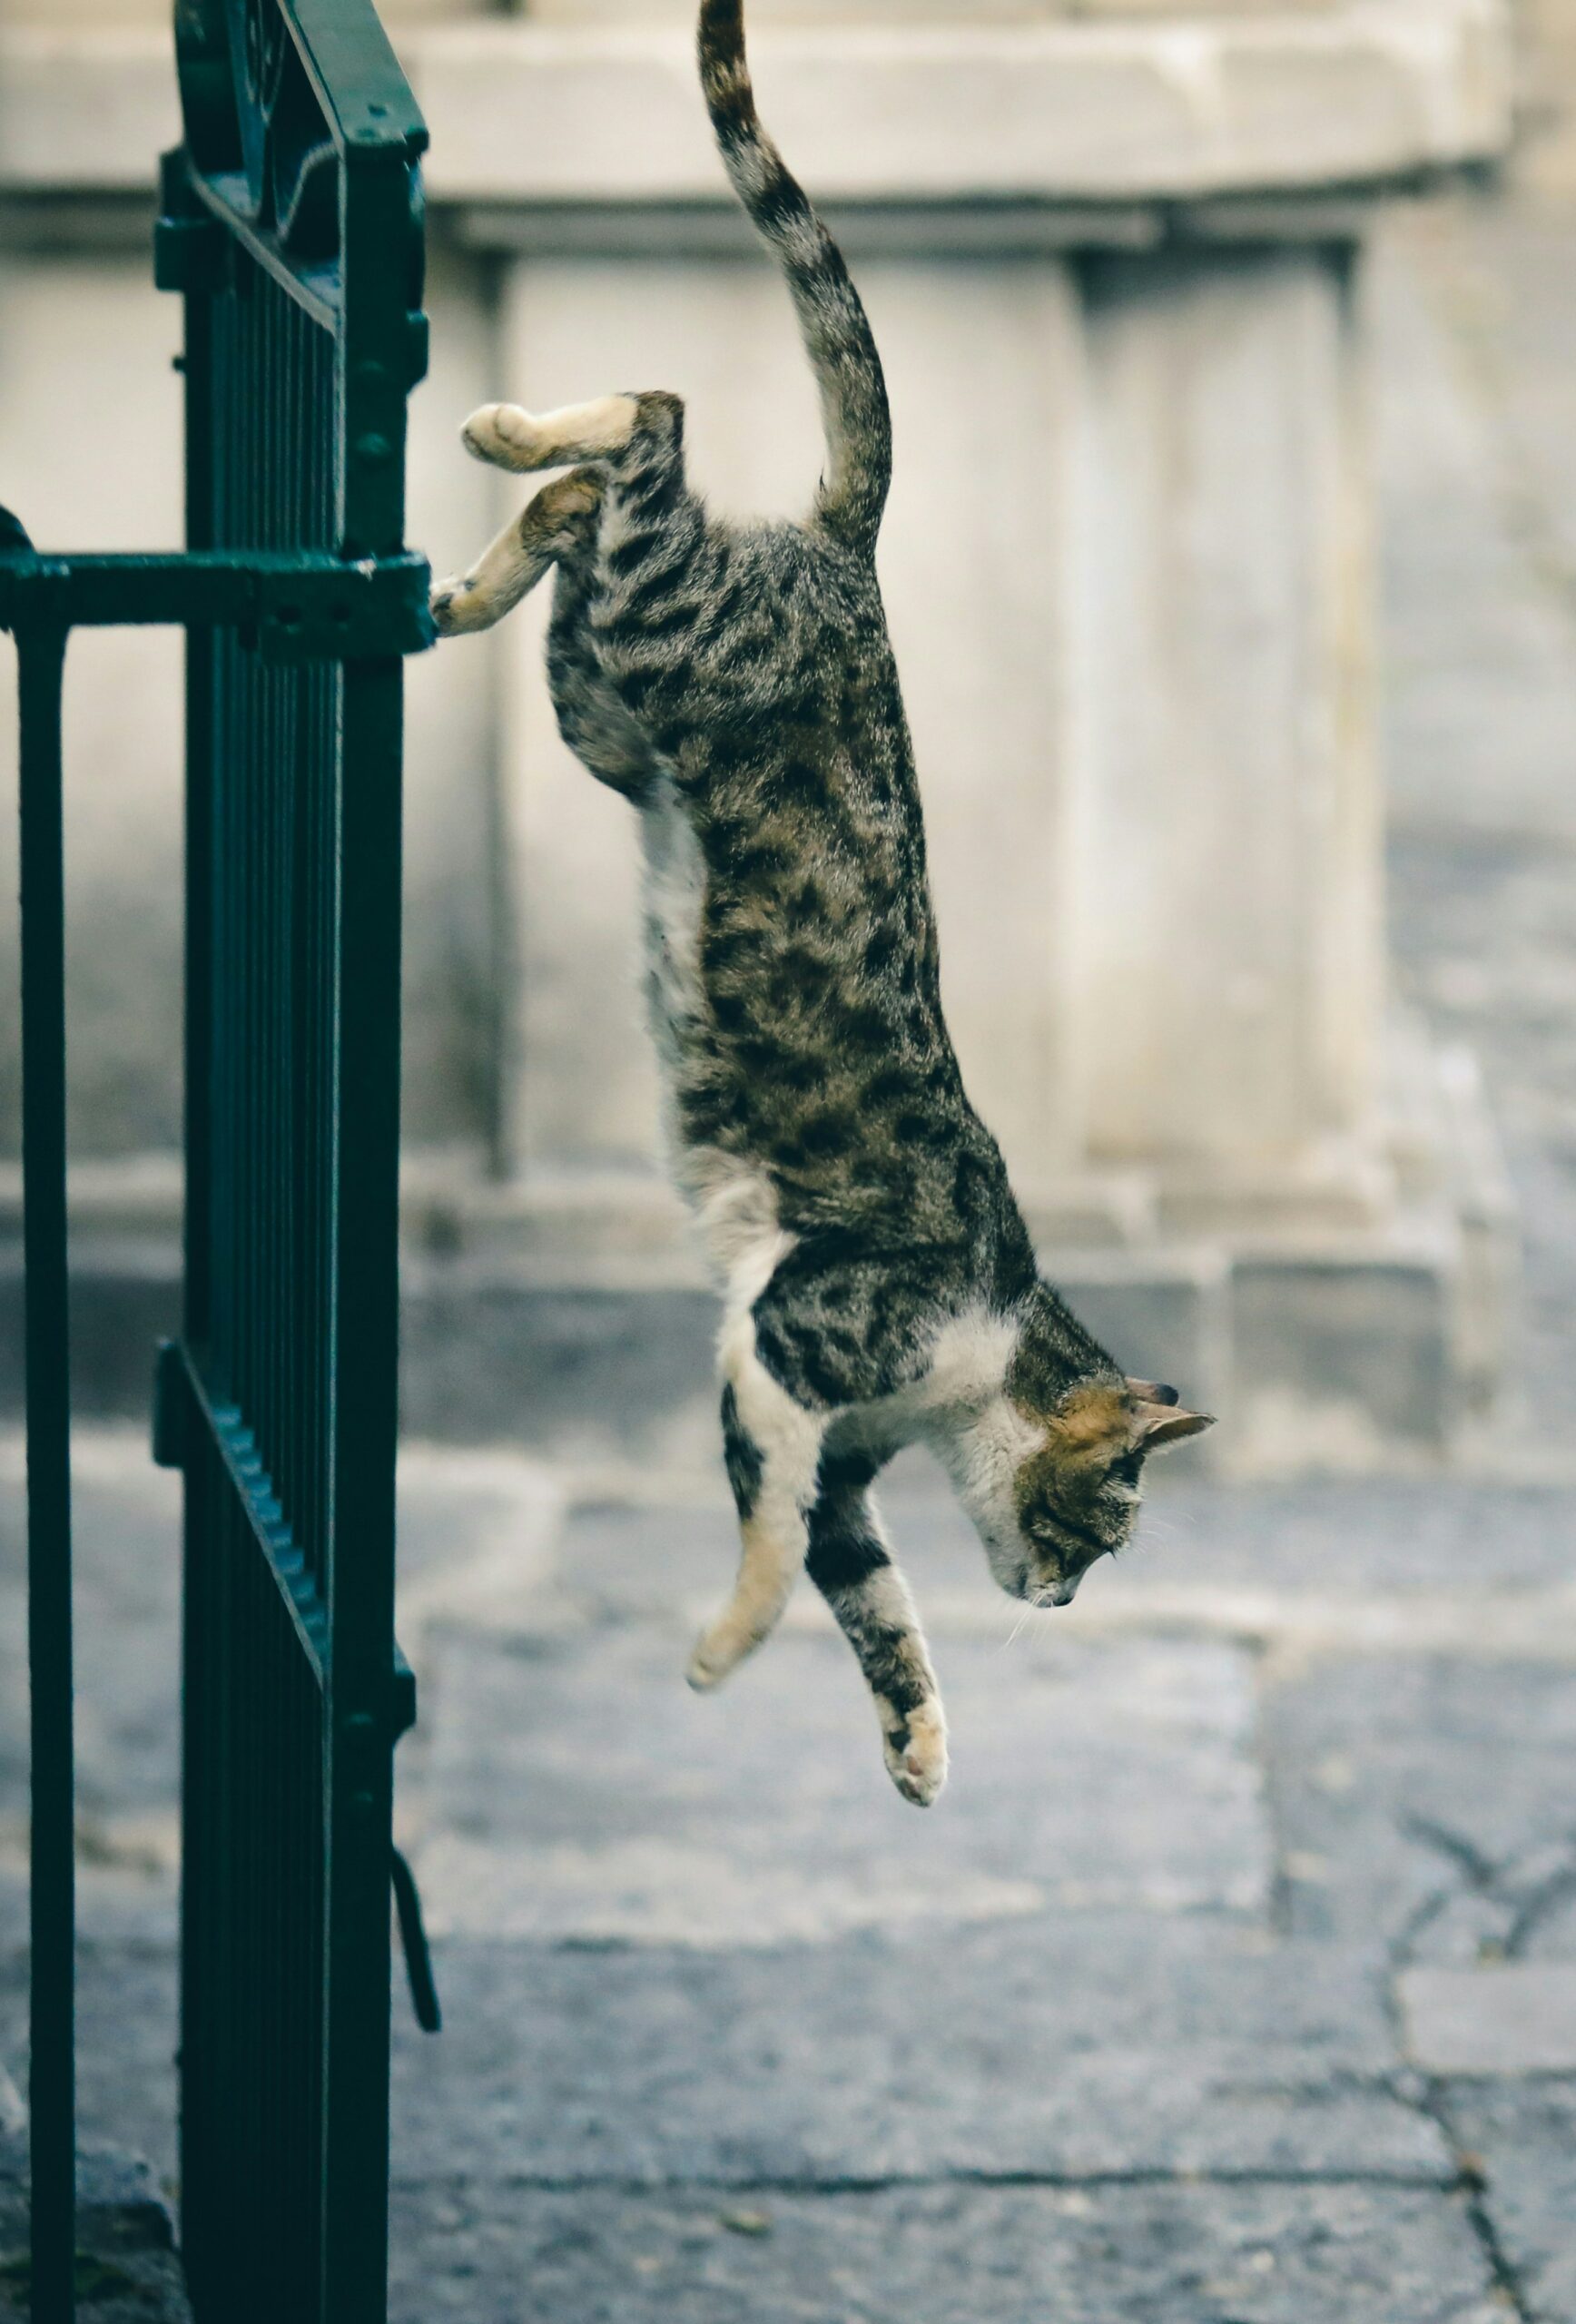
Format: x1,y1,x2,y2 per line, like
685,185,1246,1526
431,0,1214,1805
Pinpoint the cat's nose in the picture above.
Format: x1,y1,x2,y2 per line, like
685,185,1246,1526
1049,1576,1081,1608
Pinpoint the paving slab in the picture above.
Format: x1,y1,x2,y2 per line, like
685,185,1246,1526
0,1940,178,2194
405,1626,1270,1945
1447,2078,1576,2324
389,1922,1443,2189
1401,1964,1576,2077
388,2180,1502,2324
1259,1654,1576,1948
0,1447,181,1829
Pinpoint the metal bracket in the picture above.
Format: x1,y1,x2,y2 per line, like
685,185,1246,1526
153,211,232,298
0,507,434,662
391,1849,442,2034
151,1340,188,1472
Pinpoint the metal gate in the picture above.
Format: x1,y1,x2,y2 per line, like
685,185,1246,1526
1,3,433,2318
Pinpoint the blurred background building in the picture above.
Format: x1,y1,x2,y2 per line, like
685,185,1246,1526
0,0,1542,1472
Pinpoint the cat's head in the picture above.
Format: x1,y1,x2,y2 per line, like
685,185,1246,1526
943,1288,1214,1605
1001,1376,1213,1606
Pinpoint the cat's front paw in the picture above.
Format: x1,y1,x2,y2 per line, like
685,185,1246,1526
686,1627,745,1692
883,1701,948,1808
429,574,489,637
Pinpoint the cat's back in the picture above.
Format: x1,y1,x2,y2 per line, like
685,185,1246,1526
644,511,1007,1255
673,515,918,819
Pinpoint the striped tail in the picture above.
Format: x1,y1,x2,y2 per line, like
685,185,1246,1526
698,0,891,558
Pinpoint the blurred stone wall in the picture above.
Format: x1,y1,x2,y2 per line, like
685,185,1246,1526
0,4,502,1162
1520,0,1576,195
0,0,1523,1463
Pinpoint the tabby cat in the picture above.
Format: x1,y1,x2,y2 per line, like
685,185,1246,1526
431,0,1214,1806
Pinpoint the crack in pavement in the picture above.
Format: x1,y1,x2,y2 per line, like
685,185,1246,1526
1380,1841,1542,2321
1504,1849,1576,1959
1393,1815,1576,1966
1419,2081,1540,2324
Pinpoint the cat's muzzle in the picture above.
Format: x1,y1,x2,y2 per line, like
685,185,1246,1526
1034,1576,1082,1610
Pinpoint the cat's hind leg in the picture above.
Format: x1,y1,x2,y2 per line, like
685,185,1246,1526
430,466,604,637
687,1360,824,1694
461,396,645,474
807,1453,948,1808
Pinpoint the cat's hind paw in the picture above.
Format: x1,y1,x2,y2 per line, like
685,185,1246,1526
883,1702,948,1808
461,403,542,470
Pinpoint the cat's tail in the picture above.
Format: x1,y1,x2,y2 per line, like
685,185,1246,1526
698,0,891,557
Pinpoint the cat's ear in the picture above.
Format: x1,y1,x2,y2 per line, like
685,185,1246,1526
1130,1394,1215,1452
1126,1382,1214,1448
1126,1378,1178,1408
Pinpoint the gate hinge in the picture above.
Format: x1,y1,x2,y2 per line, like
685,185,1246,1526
152,1339,189,1471
392,1640,418,1741
0,545,435,662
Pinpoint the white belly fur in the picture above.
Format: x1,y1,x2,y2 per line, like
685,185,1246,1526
635,800,1020,1425
638,775,706,1090
637,780,797,1306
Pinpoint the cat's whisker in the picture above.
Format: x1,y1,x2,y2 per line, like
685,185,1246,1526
1001,1604,1034,1650
1133,1511,1186,1549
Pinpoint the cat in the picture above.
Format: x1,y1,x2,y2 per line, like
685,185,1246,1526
430,0,1214,1807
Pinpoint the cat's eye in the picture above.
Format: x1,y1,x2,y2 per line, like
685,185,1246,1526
1109,1451,1144,1488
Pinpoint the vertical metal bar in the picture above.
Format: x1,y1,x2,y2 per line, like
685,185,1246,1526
177,233,215,2297
320,658,402,2324
19,621,76,2324
182,215,215,1358
317,128,416,2324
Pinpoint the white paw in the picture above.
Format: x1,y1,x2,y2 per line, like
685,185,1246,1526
428,575,490,637
883,1703,948,1808
686,1627,744,1693
461,403,538,470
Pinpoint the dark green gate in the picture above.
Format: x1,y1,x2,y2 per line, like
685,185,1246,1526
1,4,433,2318
160,3,434,2318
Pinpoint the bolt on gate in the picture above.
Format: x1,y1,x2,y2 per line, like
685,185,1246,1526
0,2,438,2319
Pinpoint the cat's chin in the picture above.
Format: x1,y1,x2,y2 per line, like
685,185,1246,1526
977,1538,1032,1603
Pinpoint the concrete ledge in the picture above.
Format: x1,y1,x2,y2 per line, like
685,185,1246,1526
0,4,1512,201
411,6,1513,206
0,33,178,194
0,1019,1515,1472
0,1221,1491,1472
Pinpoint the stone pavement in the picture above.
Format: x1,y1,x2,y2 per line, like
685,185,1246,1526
7,178,1576,2322
2,1441,1576,2319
